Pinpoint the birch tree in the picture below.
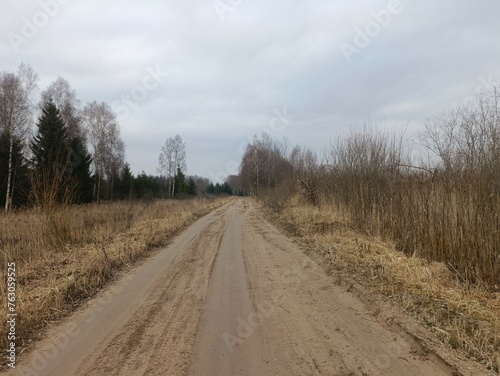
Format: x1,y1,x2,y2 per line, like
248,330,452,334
40,77,84,142
158,140,174,198
0,63,38,212
82,101,124,202
170,134,186,197
158,134,186,198
103,122,125,199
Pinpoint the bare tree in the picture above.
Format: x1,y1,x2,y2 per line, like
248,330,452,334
158,139,174,198
82,101,124,203
239,134,291,196
170,135,186,197
0,63,38,212
39,77,84,142
226,175,242,195
103,123,125,199
421,84,500,176
159,135,186,198
240,143,262,195
289,145,320,205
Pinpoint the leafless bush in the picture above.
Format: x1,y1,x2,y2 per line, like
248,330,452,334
324,127,407,231
28,161,76,210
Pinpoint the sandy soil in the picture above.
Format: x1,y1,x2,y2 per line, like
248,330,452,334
6,199,492,375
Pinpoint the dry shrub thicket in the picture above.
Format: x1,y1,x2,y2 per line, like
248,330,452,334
323,87,500,286
0,198,229,365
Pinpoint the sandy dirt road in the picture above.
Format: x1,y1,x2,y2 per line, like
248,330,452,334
8,199,482,375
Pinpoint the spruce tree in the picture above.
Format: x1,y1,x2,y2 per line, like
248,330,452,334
120,164,134,200
30,101,71,205
186,177,196,196
174,166,186,196
207,182,215,194
68,136,93,203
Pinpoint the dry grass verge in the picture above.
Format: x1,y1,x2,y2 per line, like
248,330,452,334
262,196,500,374
0,197,230,370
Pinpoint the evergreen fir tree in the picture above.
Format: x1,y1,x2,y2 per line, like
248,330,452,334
30,101,71,204
174,166,186,196
68,137,93,203
120,164,134,200
207,182,215,194
186,177,196,196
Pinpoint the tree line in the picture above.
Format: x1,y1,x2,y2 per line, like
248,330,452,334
0,63,231,211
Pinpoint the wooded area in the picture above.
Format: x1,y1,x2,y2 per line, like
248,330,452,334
0,63,231,211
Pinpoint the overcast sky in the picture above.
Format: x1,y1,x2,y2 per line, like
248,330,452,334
1,0,499,181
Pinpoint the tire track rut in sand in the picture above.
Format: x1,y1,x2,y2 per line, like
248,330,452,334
75,208,228,376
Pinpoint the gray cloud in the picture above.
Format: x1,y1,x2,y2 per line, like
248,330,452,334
2,0,500,180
